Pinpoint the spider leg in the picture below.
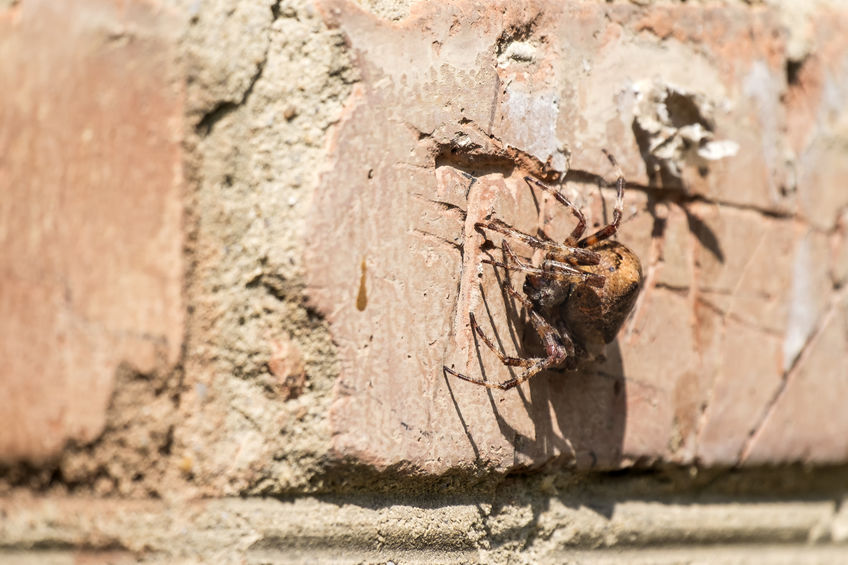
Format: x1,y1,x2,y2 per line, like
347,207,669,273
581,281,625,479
444,356,561,391
500,240,532,268
477,219,600,265
500,237,605,288
499,238,601,286
482,257,605,287
499,239,532,269
524,176,587,245
444,279,574,390
535,229,555,242
578,150,625,248
468,312,534,368
500,272,577,364
444,253,578,390
543,259,605,288
506,287,577,366
499,283,561,341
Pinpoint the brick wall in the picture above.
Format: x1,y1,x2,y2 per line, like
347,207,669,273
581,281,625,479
1,0,847,562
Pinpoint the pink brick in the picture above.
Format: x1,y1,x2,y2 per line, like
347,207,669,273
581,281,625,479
4,0,847,485
743,299,848,464
785,6,848,231
307,0,848,473
0,0,184,462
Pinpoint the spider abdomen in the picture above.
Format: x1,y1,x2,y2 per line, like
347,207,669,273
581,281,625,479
562,240,643,346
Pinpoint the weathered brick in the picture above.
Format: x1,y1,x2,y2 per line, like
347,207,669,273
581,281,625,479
0,0,184,462
743,295,848,465
305,0,848,473
4,0,847,496
785,6,848,232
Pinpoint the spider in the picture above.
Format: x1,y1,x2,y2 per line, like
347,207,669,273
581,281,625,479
443,151,643,391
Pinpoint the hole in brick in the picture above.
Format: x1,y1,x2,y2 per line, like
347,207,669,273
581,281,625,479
786,57,805,86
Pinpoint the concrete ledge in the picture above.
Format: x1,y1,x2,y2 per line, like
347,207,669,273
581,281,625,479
4,546,848,565
1,491,845,562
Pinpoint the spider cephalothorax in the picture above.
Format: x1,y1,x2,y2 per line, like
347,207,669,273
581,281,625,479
444,151,643,390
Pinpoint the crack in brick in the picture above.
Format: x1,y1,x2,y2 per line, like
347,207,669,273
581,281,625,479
195,1,281,136
738,286,848,464
581,180,800,224
693,225,770,458
653,282,690,294
232,404,263,434
694,296,783,338
410,228,464,253
411,194,468,222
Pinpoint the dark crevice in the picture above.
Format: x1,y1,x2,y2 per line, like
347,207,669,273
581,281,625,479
494,13,544,57
435,148,516,179
158,425,175,456
566,165,796,222
786,57,805,86
631,120,684,189
429,120,559,180
665,89,714,131
249,460,848,502
0,361,178,497
254,272,303,303
687,194,795,220
195,1,281,136
195,101,238,136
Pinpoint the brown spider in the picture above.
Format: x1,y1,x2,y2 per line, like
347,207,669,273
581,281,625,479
444,151,643,391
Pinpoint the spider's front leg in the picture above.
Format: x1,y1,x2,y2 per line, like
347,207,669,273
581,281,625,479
482,240,605,288
476,218,600,266
578,150,626,248
523,176,587,246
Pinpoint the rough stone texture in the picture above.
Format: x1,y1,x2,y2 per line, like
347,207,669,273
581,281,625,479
0,0,184,464
3,0,848,561
2,0,842,496
304,0,848,476
1,479,848,562
172,0,356,495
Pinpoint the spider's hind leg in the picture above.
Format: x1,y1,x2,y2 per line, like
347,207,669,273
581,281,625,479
443,253,577,390
469,312,534,368
444,310,572,391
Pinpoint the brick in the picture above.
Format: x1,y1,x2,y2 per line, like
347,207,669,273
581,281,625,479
743,294,848,464
695,319,784,465
654,204,693,290
785,6,848,232
5,0,847,492
0,0,184,462
692,205,797,337
305,0,848,473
